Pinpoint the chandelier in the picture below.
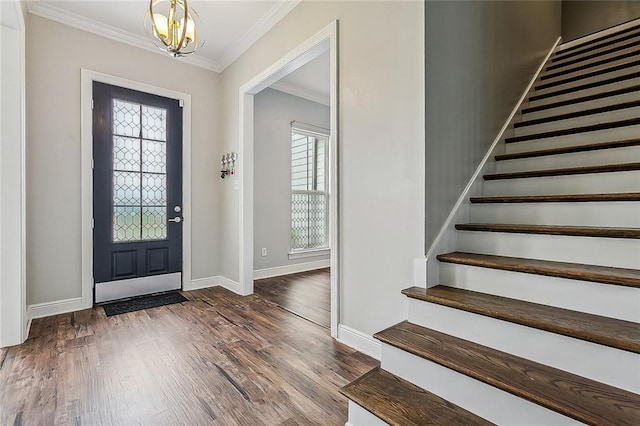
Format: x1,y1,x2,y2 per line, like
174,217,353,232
144,0,204,57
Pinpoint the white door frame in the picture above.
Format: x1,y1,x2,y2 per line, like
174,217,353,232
238,21,339,337
0,0,27,347
80,70,192,308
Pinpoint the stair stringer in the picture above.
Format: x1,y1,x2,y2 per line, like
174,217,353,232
425,37,562,287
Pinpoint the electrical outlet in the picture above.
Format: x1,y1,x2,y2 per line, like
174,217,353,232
261,248,267,257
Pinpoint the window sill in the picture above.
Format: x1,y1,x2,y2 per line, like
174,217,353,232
288,248,330,260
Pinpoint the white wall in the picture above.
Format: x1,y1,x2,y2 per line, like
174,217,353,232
221,1,424,335
0,0,27,347
253,88,330,272
26,15,221,305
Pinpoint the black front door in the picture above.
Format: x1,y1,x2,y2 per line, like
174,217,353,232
93,82,183,303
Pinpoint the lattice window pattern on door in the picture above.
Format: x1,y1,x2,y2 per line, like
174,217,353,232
112,99,168,242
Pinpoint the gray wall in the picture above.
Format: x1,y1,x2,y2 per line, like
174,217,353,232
253,88,330,271
26,15,220,304
562,1,640,41
425,1,561,249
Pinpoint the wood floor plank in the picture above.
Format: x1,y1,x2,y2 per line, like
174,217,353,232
254,268,331,329
375,321,640,426
403,285,640,353
0,287,377,425
340,367,494,425
436,251,640,288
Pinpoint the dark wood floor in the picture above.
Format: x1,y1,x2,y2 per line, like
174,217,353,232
0,287,377,425
254,268,331,329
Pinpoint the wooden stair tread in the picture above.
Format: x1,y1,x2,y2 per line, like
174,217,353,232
495,138,640,161
403,285,640,353
544,45,640,80
554,27,640,63
339,367,493,426
436,251,640,289
470,192,640,203
483,162,640,180
375,320,640,425
536,58,640,91
529,70,640,103
515,99,640,128
522,84,640,114
505,117,640,143
455,223,640,239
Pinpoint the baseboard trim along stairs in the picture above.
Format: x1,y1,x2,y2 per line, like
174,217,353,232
342,20,640,425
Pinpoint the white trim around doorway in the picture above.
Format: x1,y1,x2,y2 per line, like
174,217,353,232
80,69,193,309
238,21,339,338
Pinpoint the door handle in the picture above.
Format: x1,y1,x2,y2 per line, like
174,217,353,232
169,217,182,223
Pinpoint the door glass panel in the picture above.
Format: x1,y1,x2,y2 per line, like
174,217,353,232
112,98,168,243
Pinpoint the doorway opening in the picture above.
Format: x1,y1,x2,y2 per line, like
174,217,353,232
238,22,339,337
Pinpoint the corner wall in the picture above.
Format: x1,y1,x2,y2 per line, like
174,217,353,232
425,0,561,249
253,88,330,273
221,1,425,336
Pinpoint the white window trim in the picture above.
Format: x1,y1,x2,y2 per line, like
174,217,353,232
288,248,331,260
290,126,330,253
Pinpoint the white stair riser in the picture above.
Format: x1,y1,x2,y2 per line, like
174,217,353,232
439,262,640,322
504,124,640,153
470,202,640,227
527,77,640,109
381,344,580,425
552,32,640,68
541,53,640,85
455,230,640,270
513,106,640,137
407,300,640,393
496,145,640,173
534,65,640,97
521,89,640,121
483,171,640,196
346,401,387,426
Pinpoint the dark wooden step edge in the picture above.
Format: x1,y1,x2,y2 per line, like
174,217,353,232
536,58,640,91
495,139,640,161
556,23,640,56
455,223,640,239
515,99,640,129
340,367,494,426
528,70,640,103
436,252,640,289
470,192,640,203
551,36,640,72
553,27,640,63
483,162,640,181
523,84,640,114
376,320,640,425
544,43,640,80
505,117,640,144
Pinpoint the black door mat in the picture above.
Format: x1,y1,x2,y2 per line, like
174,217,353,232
102,291,188,317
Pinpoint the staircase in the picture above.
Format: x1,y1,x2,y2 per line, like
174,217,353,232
341,22,640,425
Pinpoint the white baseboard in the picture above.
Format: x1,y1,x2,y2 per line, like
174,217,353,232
253,259,330,280
28,297,85,320
337,324,381,361
187,275,242,294
24,305,33,341
413,257,427,286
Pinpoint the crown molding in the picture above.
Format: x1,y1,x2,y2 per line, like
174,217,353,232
27,0,301,74
270,81,330,106
217,0,302,72
27,0,222,72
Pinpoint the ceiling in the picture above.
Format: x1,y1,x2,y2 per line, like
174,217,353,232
27,0,301,72
271,50,330,105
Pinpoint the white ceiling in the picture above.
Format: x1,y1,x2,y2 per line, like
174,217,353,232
271,50,330,105
27,0,301,72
